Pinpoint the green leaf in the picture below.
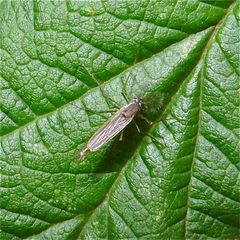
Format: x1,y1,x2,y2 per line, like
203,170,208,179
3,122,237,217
0,0,239,239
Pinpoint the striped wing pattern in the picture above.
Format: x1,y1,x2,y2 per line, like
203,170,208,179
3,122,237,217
87,109,134,151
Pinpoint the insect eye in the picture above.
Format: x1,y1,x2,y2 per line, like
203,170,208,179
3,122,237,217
133,97,138,103
138,99,143,105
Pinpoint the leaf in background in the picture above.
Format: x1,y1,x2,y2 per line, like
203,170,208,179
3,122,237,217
0,0,239,239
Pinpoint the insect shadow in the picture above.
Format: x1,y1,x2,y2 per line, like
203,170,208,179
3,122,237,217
73,59,160,161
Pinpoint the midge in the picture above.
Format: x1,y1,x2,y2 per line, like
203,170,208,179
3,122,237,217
78,62,152,160
80,97,143,160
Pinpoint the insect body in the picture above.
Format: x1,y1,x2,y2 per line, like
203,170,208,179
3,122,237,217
80,97,143,160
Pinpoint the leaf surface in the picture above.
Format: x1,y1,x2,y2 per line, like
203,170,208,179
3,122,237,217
0,1,239,239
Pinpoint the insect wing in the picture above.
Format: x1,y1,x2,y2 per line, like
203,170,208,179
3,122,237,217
87,110,134,151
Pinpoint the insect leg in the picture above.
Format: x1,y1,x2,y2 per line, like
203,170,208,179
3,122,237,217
79,147,90,160
133,119,141,133
138,113,153,125
119,131,124,141
146,135,162,152
121,90,130,103
83,108,117,114
81,64,121,109
71,102,117,118
121,53,139,103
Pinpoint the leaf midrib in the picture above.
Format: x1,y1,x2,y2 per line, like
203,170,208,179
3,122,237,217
76,2,237,238
182,1,237,238
1,39,182,139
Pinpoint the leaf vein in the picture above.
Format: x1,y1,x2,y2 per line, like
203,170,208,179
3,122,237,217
1,207,51,225
189,207,239,229
201,134,239,172
109,205,138,238
192,174,240,204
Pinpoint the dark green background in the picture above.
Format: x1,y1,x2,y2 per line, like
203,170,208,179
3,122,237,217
0,0,239,239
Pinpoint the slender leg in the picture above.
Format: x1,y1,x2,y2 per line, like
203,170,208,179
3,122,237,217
121,91,130,103
121,72,131,103
133,119,141,133
81,64,121,109
121,53,139,103
71,102,117,119
119,131,124,141
138,113,153,125
146,133,162,145
84,108,117,114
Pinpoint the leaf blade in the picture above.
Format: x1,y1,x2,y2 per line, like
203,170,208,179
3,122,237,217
0,1,239,239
